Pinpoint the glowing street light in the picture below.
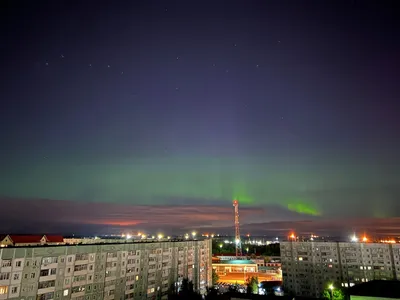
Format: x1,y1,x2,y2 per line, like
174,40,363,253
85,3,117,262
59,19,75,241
351,235,358,242
126,234,132,240
219,244,223,249
362,236,368,242
328,284,334,299
290,233,296,240
192,231,196,238
157,234,163,240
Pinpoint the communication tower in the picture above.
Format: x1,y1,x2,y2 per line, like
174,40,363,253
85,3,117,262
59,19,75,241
233,199,242,256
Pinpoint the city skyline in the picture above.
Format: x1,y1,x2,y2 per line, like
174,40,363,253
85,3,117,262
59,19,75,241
1,1,399,235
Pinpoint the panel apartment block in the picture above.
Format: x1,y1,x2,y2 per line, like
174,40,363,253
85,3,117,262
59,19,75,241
0,239,212,300
280,241,400,297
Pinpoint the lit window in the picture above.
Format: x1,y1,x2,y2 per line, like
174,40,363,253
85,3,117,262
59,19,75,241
63,289,69,296
298,257,303,261
0,286,8,295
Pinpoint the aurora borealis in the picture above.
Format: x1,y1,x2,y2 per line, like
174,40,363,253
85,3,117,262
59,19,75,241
1,1,400,235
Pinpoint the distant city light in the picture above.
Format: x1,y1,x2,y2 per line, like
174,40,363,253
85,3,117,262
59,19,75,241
362,236,368,242
380,239,396,244
351,235,358,242
157,234,163,240
126,234,132,239
290,233,296,239
192,231,196,238
328,284,334,290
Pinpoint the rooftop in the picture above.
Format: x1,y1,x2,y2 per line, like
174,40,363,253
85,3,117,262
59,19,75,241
213,259,257,265
348,280,400,298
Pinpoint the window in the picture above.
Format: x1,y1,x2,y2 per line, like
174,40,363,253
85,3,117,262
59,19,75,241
74,264,87,272
31,273,36,279
1,260,11,268
63,289,69,296
15,261,22,267
42,257,58,265
0,286,8,295
11,286,18,294
0,273,10,280
13,273,20,280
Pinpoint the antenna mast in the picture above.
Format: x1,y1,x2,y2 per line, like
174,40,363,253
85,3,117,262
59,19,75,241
233,199,242,257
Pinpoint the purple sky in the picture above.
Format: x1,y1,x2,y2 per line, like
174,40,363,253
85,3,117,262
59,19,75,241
0,0,399,236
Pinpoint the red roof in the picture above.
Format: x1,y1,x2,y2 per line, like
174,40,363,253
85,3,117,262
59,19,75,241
9,235,43,244
45,235,64,243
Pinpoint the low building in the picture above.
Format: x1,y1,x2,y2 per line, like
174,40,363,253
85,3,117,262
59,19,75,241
349,280,400,300
0,235,64,247
213,260,258,275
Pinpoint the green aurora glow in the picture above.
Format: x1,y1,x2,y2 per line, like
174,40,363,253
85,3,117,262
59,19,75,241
0,156,396,218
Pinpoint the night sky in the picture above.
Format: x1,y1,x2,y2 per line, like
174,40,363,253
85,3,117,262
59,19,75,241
1,0,399,236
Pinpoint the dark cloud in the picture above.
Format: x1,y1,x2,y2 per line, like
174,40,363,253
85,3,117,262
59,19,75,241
2,197,400,237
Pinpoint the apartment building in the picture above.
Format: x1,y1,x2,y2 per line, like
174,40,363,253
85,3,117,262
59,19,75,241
280,241,400,297
0,239,212,300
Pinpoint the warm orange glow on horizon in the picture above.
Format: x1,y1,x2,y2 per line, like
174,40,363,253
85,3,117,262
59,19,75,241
290,233,296,239
86,220,141,226
380,239,396,244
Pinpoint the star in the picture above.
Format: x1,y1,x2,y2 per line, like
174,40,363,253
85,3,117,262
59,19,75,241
107,65,111,68
256,64,259,68
45,62,49,66
278,40,281,43
89,64,92,67
175,87,179,91
234,43,237,47
212,63,216,67
176,56,179,60
60,54,64,58
226,69,229,73
121,72,124,75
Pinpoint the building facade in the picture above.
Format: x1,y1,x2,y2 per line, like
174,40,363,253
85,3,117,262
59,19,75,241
281,241,400,297
0,239,212,300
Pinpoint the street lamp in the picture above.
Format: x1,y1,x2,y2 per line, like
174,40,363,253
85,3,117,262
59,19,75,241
328,284,334,299
192,231,196,238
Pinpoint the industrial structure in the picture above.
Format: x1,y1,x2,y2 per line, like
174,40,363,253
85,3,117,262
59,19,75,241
233,199,242,257
280,240,400,297
0,238,212,300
